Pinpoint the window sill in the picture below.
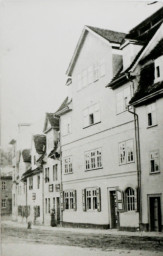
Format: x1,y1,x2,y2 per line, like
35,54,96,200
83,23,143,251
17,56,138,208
150,171,160,175
83,121,101,129
85,167,103,172
64,172,73,175
147,124,158,129
119,161,135,166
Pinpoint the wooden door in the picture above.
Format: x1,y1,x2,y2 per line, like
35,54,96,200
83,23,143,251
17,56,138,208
110,191,118,228
150,197,161,232
56,197,60,224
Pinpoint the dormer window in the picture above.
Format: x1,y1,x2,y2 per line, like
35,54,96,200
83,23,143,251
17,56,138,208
155,56,163,82
156,66,160,78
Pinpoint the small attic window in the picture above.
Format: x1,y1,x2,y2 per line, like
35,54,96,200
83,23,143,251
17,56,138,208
156,66,160,78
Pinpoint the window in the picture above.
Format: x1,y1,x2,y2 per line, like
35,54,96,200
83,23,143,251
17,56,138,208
64,190,76,210
82,187,101,212
156,66,160,78
48,198,50,213
83,103,100,128
29,177,33,190
125,187,135,211
85,148,102,171
62,117,71,136
147,103,157,127
77,60,105,90
34,206,40,217
2,199,6,208
64,157,73,174
2,181,6,190
37,175,40,189
119,140,134,165
45,167,49,183
34,155,36,165
53,197,55,210
116,86,131,114
150,151,159,173
53,164,58,181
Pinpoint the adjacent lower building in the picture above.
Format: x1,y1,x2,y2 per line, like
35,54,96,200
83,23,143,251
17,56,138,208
0,174,12,215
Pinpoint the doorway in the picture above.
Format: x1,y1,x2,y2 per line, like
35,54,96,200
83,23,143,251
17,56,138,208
110,191,118,229
56,197,60,224
149,195,162,232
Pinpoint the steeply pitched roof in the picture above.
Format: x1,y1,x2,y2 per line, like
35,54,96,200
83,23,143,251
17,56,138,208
140,39,163,64
9,139,16,145
21,166,42,181
55,97,72,116
87,26,126,44
33,135,46,154
43,113,59,133
22,149,31,163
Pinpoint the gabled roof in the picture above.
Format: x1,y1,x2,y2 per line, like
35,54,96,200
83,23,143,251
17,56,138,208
66,25,126,76
43,113,59,133
33,135,46,154
9,139,16,145
55,97,72,116
22,149,31,163
87,26,126,44
140,38,163,64
21,166,42,181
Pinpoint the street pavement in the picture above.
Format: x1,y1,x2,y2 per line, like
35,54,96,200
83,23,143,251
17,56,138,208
1,219,163,256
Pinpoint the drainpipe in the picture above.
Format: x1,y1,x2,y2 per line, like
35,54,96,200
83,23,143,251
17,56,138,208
42,164,44,224
126,74,142,230
60,149,63,227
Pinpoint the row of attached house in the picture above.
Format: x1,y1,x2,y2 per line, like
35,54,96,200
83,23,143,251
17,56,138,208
11,7,163,232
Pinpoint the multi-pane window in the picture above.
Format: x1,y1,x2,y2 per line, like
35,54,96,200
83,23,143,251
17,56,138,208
2,199,6,208
53,197,55,210
45,168,50,183
119,140,134,165
83,103,100,127
77,60,105,90
85,148,102,170
64,190,76,210
125,187,135,211
147,103,157,127
64,157,73,174
2,181,6,190
37,175,40,189
116,86,131,114
29,177,33,190
53,164,58,181
82,187,101,212
150,151,159,173
62,117,71,136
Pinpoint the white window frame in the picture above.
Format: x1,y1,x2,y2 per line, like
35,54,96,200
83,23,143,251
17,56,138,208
64,190,75,210
2,181,6,190
150,150,160,174
45,167,50,183
62,117,71,136
86,188,98,211
147,102,157,127
2,199,6,208
85,148,102,171
83,103,100,128
29,177,33,190
119,139,134,165
64,156,73,174
53,164,58,181
125,187,135,211
116,86,131,114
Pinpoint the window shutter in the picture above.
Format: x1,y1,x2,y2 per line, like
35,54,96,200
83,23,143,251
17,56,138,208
96,187,101,212
116,189,124,212
73,190,77,211
82,189,86,211
60,191,64,211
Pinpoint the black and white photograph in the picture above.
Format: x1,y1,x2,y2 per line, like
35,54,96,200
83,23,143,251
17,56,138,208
0,0,163,255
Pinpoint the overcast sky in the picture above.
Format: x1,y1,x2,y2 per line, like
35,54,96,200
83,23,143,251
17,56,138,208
0,0,162,148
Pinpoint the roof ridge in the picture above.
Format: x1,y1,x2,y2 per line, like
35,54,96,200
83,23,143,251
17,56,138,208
87,25,126,34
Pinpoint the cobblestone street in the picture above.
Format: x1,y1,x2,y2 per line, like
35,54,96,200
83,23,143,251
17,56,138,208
1,220,163,256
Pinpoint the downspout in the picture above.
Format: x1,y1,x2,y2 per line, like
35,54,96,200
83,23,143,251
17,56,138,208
42,163,44,224
126,75,142,230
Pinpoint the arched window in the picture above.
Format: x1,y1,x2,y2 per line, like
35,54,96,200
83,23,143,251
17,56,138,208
125,187,135,211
